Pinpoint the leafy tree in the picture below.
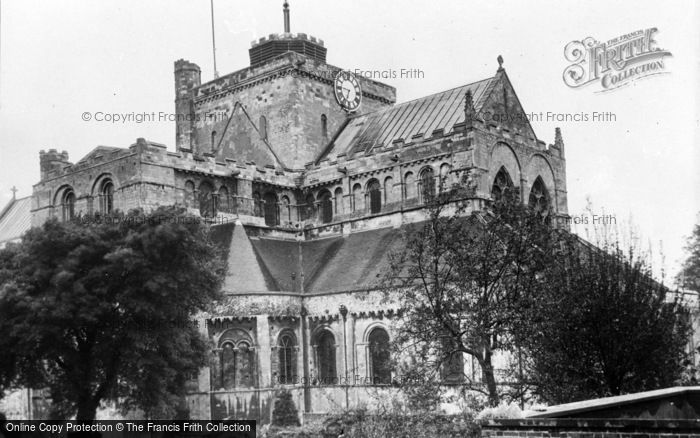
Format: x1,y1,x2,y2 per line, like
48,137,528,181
514,232,691,403
675,221,700,382
385,185,556,407
0,207,224,420
678,222,700,294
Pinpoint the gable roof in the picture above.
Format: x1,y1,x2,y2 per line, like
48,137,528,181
212,101,289,169
320,76,496,161
74,146,123,165
0,196,32,247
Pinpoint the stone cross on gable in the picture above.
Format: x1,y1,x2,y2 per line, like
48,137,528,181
11,186,17,200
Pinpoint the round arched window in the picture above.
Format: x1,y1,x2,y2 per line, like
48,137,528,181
367,179,381,214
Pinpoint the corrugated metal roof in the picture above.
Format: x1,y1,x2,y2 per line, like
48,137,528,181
0,196,32,246
325,76,495,160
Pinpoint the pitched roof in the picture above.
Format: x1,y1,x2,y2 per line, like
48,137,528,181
321,76,495,160
302,227,406,293
0,196,32,247
74,145,123,165
211,222,412,294
525,386,700,419
214,220,272,292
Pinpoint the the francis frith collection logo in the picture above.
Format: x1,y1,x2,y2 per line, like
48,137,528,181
563,28,672,92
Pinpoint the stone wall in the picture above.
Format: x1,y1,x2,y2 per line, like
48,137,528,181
189,52,395,170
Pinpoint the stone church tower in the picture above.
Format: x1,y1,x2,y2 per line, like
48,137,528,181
29,2,568,423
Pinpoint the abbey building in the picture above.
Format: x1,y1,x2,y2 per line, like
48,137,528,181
4,3,569,423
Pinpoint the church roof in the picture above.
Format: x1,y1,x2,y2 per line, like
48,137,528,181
211,221,411,294
0,196,32,247
323,77,495,160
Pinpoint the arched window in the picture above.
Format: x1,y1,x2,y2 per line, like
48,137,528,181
198,181,216,217
319,190,333,224
259,115,267,141
301,193,315,221
528,177,550,216
221,342,236,390
219,186,229,213
404,172,416,200
263,192,279,227
334,187,344,214
253,192,262,217
352,183,363,212
316,331,336,384
211,130,217,151
100,180,114,214
278,332,297,385
62,189,76,222
321,114,328,138
184,180,195,208
384,176,394,204
281,196,291,224
420,167,435,202
219,338,255,390
368,327,391,385
236,342,254,388
491,167,514,201
367,179,381,214
439,163,451,192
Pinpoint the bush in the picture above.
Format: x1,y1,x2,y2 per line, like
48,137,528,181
475,402,523,420
321,409,480,438
271,390,301,427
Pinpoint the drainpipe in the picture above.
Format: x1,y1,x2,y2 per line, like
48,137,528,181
301,305,311,414
340,305,349,409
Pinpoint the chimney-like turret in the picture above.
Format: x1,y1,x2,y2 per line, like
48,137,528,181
554,127,565,159
174,59,201,152
39,149,71,180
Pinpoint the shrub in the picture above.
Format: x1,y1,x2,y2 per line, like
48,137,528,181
271,390,301,427
475,402,523,420
321,409,480,438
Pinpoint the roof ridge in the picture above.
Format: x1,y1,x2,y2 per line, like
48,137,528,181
0,198,16,220
323,73,498,161
396,76,494,108
349,75,495,120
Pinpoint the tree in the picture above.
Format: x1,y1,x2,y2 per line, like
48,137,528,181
385,185,556,407
0,207,225,420
676,221,700,383
514,232,691,404
678,222,700,294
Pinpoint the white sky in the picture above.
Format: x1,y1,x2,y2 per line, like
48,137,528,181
0,0,698,281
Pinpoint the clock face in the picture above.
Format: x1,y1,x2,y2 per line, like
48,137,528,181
334,70,362,112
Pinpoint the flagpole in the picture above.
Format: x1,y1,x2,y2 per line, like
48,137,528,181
210,0,219,78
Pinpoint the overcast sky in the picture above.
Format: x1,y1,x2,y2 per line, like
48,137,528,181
0,0,698,281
